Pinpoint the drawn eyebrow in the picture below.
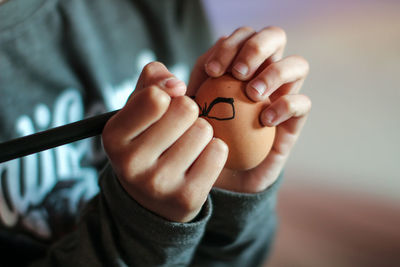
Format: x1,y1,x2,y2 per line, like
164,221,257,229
199,97,235,121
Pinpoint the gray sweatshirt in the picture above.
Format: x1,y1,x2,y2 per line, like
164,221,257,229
0,0,280,266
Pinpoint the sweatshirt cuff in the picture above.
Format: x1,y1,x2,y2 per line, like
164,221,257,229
209,173,283,231
99,164,212,245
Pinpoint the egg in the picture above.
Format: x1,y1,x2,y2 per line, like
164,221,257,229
195,74,275,170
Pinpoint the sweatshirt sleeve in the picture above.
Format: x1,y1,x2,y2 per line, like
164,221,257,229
31,165,212,267
190,174,283,267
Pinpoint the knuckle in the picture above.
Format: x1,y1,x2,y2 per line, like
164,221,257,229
101,118,121,155
195,118,214,139
112,157,131,180
216,27,256,55
195,53,207,68
282,95,295,112
117,144,153,180
116,150,139,179
244,39,264,55
142,86,171,115
173,96,199,118
212,138,229,158
235,26,255,35
269,63,285,80
217,36,227,43
298,56,310,74
219,38,234,51
302,95,312,111
216,138,229,153
174,189,199,213
144,170,166,197
266,26,287,42
289,55,310,71
210,36,227,53
142,61,164,77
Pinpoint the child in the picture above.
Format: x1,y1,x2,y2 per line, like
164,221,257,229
0,0,310,266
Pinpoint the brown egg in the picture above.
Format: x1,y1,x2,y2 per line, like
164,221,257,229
195,74,275,170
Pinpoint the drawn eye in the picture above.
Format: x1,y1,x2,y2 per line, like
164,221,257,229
200,97,235,121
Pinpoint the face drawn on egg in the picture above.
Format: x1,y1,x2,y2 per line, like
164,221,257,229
194,74,276,170
198,97,235,121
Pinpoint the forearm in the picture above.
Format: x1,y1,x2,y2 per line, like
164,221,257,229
31,165,211,267
191,174,282,267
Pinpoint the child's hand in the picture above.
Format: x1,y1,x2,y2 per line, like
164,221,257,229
102,62,229,222
188,27,311,193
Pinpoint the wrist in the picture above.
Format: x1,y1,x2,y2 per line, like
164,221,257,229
100,164,213,234
214,168,278,193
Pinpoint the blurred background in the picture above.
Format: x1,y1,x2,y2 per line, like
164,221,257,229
202,0,400,266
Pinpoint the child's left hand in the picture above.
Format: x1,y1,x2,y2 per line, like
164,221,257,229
187,26,311,193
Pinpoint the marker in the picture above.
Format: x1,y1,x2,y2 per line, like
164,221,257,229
0,110,119,163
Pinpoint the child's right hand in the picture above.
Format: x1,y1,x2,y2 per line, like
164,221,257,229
102,62,229,223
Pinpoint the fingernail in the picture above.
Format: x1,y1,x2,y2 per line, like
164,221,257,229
206,60,222,75
250,80,267,96
162,77,185,89
233,62,249,76
263,109,276,125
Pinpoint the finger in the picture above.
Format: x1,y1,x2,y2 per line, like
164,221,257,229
268,78,306,103
167,138,228,222
157,118,213,176
185,137,228,194
252,95,311,183
205,27,256,77
260,94,312,128
232,26,287,81
135,61,187,97
129,96,199,164
187,37,225,97
246,55,309,102
102,86,171,150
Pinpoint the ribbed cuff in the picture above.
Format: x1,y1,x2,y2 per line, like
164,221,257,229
208,174,282,233
100,164,212,245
